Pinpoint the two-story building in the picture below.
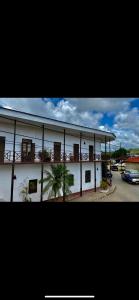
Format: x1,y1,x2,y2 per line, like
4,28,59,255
0,107,116,202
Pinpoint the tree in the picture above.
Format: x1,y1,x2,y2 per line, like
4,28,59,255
19,177,32,202
111,148,128,159
39,164,71,199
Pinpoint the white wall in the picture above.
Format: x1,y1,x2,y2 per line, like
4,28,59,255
0,118,103,201
0,166,11,202
0,120,102,163
96,162,102,187
13,165,42,202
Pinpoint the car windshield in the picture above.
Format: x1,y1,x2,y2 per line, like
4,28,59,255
126,169,139,174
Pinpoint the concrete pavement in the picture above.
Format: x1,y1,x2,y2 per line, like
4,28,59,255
106,171,139,202
68,171,139,202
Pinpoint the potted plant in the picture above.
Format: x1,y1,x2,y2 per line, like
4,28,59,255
100,178,109,192
38,149,51,162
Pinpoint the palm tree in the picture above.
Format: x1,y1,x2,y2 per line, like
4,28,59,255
39,164,71,200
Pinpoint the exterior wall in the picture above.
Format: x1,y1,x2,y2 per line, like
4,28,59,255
125,163,139,171
0,165,11,201
96,162,102,187
13,165,42,202
0,118,103,202
0,162,102,202
0,119,102,162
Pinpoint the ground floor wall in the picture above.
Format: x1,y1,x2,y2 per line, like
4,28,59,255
0,162,102,202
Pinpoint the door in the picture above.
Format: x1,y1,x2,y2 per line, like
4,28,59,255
31,143,35,162
89,145,94,161
0,137,5,163
54,142,61,162
73,144,79,162
21,139,34,162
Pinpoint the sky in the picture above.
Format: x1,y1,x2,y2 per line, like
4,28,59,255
0,98,139,150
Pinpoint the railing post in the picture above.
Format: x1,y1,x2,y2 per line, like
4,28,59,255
80,132,82,196
40,125,44,202
94,133,96,192
109,139,112,186
10,120,16,202
63,129,66,202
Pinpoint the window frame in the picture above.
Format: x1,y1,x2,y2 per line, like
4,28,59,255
85,170,91,183
29,179,37,194
68,174,74,186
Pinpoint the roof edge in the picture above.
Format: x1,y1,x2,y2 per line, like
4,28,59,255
0,106,116,138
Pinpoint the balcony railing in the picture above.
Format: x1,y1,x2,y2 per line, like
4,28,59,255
0,150,101,164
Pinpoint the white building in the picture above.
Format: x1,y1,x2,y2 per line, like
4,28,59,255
0,107,116,202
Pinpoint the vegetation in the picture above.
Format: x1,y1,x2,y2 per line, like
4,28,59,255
111,148,128,159
39,164,71,199
38,149,51,162
101,153,112,160
19,178,32,202
100,179,108,190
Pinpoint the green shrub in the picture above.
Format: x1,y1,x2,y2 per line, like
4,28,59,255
100,179,108,190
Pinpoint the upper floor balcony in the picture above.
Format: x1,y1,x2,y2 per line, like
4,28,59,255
0,135,103,165
0,149,102,164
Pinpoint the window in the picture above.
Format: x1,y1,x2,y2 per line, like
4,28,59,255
85,170,91,183
54,142,61,161
29,179,37,194
68,174,74,186
21,139,35,162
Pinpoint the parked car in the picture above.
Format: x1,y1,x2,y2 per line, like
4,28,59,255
114,163,126,171
111,165,118,171
121,169,139,184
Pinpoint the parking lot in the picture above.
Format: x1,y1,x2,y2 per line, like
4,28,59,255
107,171,139,201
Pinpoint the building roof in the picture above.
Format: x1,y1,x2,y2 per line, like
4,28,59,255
125,157,139,163
0,106,116,142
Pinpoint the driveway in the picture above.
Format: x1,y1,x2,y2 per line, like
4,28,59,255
107,171,139,202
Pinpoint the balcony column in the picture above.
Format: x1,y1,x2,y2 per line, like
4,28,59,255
40,125,44,202
63,129,66,202
94,133,96,192
109,139,112,186
10,120,16,202
105,136,107,179
80,132,82,196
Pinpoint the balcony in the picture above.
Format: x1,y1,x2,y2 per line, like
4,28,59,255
0,150,102,164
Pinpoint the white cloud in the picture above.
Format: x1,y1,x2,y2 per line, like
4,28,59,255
65,98,134,113
0,98,103,129
0,98,139,149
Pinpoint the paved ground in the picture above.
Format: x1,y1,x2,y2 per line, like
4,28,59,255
106,171,139,202
69,171,139,202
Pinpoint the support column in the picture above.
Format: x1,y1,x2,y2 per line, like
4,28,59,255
10,120,16,202
94,134,96,192
105,136,107,160
109,139,112,186
40,125,44,202
63,129,66,202
105,136,107,179
80,132,82,196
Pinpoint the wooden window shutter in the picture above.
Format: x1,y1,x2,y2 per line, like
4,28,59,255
89,145,94,161
31,143,35,162
0,137,5,163
54,142,61,162
73,144,79,162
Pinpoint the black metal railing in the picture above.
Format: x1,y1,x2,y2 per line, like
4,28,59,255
0,150,102,163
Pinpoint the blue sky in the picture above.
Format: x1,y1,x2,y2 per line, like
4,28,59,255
0,98,139,149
